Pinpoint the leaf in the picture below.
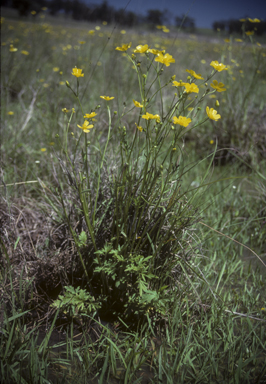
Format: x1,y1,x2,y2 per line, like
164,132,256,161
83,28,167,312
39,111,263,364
78,231,87,246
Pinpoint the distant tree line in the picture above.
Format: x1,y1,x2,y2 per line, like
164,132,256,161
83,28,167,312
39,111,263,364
212,18,266,36
2,0,195,30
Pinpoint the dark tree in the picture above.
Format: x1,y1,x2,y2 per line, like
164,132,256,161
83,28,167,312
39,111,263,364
212,21,226,32
12,0,31,16
146,9,164,26
228,19,242,34
175,15,195,31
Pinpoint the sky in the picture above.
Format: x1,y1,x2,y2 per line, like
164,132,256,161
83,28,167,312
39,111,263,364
83,0,266,28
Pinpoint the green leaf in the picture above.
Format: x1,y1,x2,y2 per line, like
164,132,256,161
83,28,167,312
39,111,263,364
78,231,87,246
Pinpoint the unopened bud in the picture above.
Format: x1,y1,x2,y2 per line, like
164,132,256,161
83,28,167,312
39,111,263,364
66,80,70,88
215,100,220,107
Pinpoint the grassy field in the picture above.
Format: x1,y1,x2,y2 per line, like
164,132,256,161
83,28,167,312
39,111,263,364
1,8,266,384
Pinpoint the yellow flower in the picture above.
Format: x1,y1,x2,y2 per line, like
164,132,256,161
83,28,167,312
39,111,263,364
133,100,143,108
62,108,70,113
79,41,85,44
245,31,254,36
155,53,175,67
162,28,169,33
248,18,260,22
184,83,199,94
172,80,186,87
40,148,47,152
148,48,165,55
172,116,191,127
8,111,14,115
206,106,221,121
115,43,131,51
88,30,95,35
53,67,60,72
135,123,143,132
224,38,230,43
210,140,214,144
31,10,36,15
186,69,203,79
120,30,126,34
239,18,246,22
142,112,160,122
77,120,93,133
84,112,97,118
72,67,84,77
21,50,29,55
134,44,149,53
210,80,226,92
210,61,228,72
235,38,243,42
9,44,17,52
100,96,114,101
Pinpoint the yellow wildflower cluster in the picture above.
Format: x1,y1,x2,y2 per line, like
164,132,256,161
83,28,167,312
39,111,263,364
156,25,170,33
72,67,84,77
115,43,175,67
142,112,160,123
173,116,191,127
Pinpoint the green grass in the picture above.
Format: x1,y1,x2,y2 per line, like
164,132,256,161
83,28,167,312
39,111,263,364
1,10,266,384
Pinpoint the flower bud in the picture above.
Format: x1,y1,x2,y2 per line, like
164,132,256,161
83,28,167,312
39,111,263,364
215,100,220,107
66,81,71,88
